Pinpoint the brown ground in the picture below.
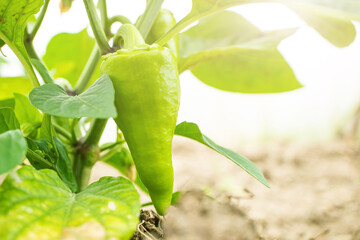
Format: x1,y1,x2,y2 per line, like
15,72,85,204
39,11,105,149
122,138,360,240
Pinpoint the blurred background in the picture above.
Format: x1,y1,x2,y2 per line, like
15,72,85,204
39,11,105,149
1,0,360,147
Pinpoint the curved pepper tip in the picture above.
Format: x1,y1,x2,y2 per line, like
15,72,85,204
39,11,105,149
150,193,172,216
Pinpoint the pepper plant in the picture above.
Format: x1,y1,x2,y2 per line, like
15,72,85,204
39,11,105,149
0,0,358,239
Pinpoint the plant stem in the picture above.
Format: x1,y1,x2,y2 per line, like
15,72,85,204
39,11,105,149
84,119,108,146
2,37,40,87
155,16,195,46
28,0,50,41
136,0,164,38
156,1,256,46
73,145,98,191
109,15,132,25
73,119,108,190
99,140,125,152
53,123,72,141
74,46,100,94
98,0,109,37
83,0,112,54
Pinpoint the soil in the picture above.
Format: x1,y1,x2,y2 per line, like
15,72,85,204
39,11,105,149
122,138,360,240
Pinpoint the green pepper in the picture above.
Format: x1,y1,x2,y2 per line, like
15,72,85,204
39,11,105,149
100,24,180,215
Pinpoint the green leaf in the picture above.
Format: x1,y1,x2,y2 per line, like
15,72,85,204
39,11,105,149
26,138,56,169
279,0,360,22
0,130,27,174
43,29,100,87
179,11,301,93
0,99,15,109
0,77,33,100
40,114,56,142
179,11,260,59
26,136,78,192
191,47,301,93
53,137,77,192
14,93,42,125
287,4,356,47
175,121,269,187
0,39,5,49
101,146,148,194
157,0,360,48
0,0,43,86
187,0,360,25
0,166,140,239
0,108,20,134
29,74,117,118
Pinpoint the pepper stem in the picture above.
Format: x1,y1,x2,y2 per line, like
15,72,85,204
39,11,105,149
113,24,145,50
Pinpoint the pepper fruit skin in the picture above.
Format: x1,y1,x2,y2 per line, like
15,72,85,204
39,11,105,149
100,44,180,215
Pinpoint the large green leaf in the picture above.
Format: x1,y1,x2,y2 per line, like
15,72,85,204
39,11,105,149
191,47,301,93
43,29,100,87
285,3,356,47
278,0,360,22
0,108,20,134
0,166,140,239
0,77,33,100
175,121,269,187
188,0,360,22
0,0,43,85
157,0,359,49
14,93,42,125
29,74,117,118
0,130,27,174
179,11,301,93
179,11,260,59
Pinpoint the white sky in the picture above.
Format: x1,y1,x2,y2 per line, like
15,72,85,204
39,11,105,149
2,0,360,146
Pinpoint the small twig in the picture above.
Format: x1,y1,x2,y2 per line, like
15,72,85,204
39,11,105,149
28,0,50,41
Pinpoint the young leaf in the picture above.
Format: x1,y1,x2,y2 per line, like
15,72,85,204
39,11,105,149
40,114,56,142
0,0,44,86
14,93,42,125
0,108,20,134
53,137,78,192
26,136,78,192
43,29,100,87
0,130,27,175
0,77,33,100
29,74,117,118
179,11,301,93
0,166,140,239
175,121,269,187
60,0,74,13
